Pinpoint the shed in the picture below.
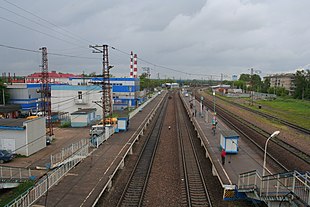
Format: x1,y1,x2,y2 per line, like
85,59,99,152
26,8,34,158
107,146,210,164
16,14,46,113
220,130,239,154
0,117,46,156
71,108,96,127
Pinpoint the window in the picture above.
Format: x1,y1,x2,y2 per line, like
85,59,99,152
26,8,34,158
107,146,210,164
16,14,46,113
78,91,82,99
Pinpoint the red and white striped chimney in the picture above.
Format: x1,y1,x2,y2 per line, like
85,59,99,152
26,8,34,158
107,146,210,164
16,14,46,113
133,54,138,78
130,51,133,78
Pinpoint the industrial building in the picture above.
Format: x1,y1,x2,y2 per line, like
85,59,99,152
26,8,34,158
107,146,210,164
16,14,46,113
6,83,41,114
51,77,141,121
0,117,46,156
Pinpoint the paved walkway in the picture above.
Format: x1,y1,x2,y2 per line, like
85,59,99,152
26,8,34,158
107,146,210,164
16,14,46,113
184,94,277,186
34,94,163,207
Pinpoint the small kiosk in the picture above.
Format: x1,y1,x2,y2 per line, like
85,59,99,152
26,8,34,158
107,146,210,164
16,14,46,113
220,130,239,153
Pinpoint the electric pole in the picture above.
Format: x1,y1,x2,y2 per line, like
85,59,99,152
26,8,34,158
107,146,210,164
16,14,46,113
89,45,112,123
39,47,53,137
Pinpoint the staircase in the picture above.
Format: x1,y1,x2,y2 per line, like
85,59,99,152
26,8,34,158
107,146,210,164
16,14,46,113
238,170,310,206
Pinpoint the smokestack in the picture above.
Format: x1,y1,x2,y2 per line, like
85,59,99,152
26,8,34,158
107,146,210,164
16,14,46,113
133,54,138,78
130,51,133,78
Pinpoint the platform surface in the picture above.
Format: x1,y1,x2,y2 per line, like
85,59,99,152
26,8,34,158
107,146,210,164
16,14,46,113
35,93,163,207
183,94,278,186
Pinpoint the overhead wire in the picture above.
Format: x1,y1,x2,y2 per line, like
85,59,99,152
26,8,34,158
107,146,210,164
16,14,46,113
0,44,99,60
0,5,89,51
110,46,220,78
0,16,87,48
2,0,93,46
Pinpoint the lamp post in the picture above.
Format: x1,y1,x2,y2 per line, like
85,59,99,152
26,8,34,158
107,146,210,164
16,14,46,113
263,131,280,176
213,91,216,114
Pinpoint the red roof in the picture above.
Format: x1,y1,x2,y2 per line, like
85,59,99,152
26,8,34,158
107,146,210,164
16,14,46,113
27,71,82,79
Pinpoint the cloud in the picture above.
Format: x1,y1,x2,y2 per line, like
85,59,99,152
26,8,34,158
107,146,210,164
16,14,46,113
1,0,310,78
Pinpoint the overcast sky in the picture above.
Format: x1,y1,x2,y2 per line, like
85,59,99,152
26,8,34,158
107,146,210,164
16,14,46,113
1,0,310,80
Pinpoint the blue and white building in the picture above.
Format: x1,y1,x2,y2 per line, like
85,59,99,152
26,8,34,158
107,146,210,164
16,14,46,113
51,77,141,120
6,83,41,114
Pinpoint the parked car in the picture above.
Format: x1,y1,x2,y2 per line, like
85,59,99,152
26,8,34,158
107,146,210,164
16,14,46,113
0,150,14,164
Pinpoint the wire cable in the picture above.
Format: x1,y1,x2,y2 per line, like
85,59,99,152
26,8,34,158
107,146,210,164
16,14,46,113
2,0,93,46
0,16,86,48
110,46,220,78
0,44,99,60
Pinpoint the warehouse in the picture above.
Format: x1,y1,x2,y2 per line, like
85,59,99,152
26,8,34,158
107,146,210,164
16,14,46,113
0,117,46,156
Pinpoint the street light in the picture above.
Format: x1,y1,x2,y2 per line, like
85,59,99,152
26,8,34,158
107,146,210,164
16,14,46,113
263,130,280,176
212,91,216,114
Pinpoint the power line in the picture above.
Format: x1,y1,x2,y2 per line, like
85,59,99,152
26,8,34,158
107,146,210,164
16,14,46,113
0,5,89,48
0,16,86,48
110,46,220,78
0,44,99,60
2,0,93,45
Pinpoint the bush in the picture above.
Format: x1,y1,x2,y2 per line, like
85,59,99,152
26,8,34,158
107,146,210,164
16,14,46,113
0,180,35,206
60,121,71,128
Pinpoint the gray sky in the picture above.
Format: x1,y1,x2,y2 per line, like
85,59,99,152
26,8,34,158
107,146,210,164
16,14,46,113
1,0,310,80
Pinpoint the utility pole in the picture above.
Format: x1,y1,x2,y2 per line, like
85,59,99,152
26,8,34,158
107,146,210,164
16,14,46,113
142,67,150,97
250,68,254,106
39,47,53,137
89,45,112,123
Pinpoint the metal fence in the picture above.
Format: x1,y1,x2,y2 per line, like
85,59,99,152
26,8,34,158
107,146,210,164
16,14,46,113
7,142,89,207
238,170,310,205
50,139,88,167
0,166,31,180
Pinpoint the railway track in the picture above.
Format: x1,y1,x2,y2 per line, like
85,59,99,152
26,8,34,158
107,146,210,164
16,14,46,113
196,93,310,172
203,91,310,135
176,93,212,207
116,96,168,207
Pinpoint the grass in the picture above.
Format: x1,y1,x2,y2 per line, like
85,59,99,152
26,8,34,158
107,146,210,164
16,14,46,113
255,98,310,129
0,180,35,206
201,90,310,129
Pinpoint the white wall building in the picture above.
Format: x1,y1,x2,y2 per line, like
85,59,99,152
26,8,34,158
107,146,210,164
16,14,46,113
0,117,46,156
51,77,141,120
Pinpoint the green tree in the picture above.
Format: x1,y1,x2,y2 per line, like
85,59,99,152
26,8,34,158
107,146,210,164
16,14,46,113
293,69,310,100
239,74,251,82
261,77,270,93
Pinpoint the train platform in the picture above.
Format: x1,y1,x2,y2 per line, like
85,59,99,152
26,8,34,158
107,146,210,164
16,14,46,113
181,93,278,187
34,93,165,207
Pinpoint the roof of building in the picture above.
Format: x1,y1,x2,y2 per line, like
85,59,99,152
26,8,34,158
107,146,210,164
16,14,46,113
27,71,82,79
0,118,27,130
264,73,294,78
220,130,239,138
71,108,97,115
0,105,21,113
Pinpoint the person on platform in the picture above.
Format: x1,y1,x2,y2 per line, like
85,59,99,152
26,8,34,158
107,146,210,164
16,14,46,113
221,149,226,165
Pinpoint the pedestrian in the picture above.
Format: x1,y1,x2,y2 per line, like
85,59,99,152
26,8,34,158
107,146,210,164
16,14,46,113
221,149,226,165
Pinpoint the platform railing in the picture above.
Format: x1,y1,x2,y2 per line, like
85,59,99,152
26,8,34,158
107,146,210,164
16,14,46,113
50,138,88,167
238,170,310,205
7,142,89,207
0,166,31,181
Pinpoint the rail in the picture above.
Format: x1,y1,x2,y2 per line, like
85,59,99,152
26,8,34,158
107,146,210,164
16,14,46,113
91,91,166,207
117,96,167,207
177,93,212,206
